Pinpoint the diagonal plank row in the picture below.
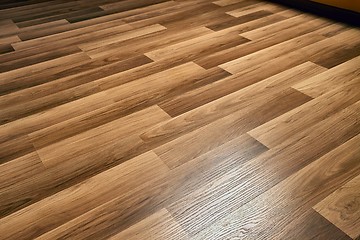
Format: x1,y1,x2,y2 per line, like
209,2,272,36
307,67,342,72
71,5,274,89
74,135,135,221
0,0,359,239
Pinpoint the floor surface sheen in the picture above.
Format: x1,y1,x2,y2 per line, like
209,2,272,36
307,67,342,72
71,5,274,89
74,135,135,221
0,0,359,239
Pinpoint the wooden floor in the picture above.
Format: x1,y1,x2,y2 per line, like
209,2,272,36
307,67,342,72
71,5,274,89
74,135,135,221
0,0,359,239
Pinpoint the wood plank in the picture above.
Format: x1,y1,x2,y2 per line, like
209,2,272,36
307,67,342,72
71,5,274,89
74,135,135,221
0,135,35,164
15,7,106,28
99,0,170,12
159,60,326,117
12,19,133,50
226,3,285,18
0,43,14,54
98,1,179,23
0,1,98,21
0,63,202,143
213,0,253,7
249,80,360,148
120,1,199,23
101,62,207,102
0,55,153,124
241,13,325,39
219,32,328,74
5,36,75,64
128,2,221,29
196,17,331,68
154,88,311,169
206,8,286,32
0,19,19,37
193,133,360,239
0,35,20,45
85,26,214,59
308,30,360,68
17,17,119,41
30,134,267,240
0,52,91,95
0,106,170,218
17,19,70,38
0,82,101,125
78,24,167,51
145,30,250,63
0,152,44,190
0,151,170,239
24,63,206,148
293,55,360,98
168,102,360,235
0,46,82,73
158,67,231,116
315,44,360,69
0,54,152,111
0,89,115,144
35,106,171,167
315,22,349,37
0,1,81,19
162,9,271,31
9,4,98,23
108,209,189,240
0,55,95,99
141,62,324,149
275,8,303,18
314,174,360,239
275,209,352,240
332,28,360,46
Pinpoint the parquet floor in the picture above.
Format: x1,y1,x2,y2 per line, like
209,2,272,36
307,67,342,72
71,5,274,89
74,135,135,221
0,0,359,239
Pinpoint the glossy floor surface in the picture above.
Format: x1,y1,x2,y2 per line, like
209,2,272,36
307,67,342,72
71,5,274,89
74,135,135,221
0,0,359,239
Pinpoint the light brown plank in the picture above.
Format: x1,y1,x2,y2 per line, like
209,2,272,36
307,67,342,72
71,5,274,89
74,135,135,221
219,32,328,74
12,19,133,51
249,80,360,148
195,20,337,69
226,3,285,18
0,152,44,189
145,30,250,63
314,173,360,239
85,26,214,59
78,24,167,51
35,105,171,167
108,209,189,240
293,55,360,98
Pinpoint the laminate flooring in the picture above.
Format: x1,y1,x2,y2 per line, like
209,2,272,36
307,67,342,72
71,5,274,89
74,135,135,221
0,0,359,239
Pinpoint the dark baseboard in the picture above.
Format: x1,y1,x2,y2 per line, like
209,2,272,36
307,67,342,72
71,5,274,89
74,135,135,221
268,0,360,27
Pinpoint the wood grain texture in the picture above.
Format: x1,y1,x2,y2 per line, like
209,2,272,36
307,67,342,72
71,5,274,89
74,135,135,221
154,88,311,169
192,133,360,239
249,80,360,148
33,134,267,240
108,209,189,240
0,0,359,239
314,173,360,239
168,102,360,236
293,55,360,98
0,151,170,239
